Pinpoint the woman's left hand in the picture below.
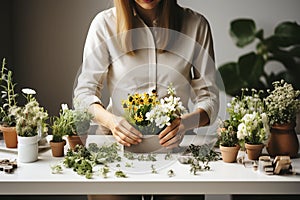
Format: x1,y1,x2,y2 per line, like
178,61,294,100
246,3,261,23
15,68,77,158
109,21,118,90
158,118,185,149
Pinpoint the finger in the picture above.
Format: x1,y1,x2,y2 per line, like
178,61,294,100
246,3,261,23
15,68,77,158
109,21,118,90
162,133,183,148
112,131,131,147
159,125,179,145
117,122,142,143
113,118,142,142
165,140,181,149
120,119,143,138
113,129,140,146
113,128,140,145
158,118,181,139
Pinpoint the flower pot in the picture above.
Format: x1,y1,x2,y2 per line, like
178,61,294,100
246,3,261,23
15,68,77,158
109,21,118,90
17,135,38,163
67,134,88,150
245,143,264,160
267,122,299,158
50,140,66,157
220,145,240,163
0,125,17,148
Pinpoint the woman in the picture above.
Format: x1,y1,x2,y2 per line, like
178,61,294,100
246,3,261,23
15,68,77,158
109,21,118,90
75,0,218,198
75,0,218,148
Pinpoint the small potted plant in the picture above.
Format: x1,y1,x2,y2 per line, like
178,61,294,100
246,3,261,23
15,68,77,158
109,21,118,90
64,104,93,150
0,58,18,148
218,120,240,163
227,88,270,160
50,104,70,157
264,80,300,157
237,112,270,160
9,88,48,163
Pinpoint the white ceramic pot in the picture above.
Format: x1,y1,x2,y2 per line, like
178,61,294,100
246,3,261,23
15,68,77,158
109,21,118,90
17,135,38,163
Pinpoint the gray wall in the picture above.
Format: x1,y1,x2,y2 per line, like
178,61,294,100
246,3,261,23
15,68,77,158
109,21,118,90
0,0,13,66
10,0,113,116
1,0,300,117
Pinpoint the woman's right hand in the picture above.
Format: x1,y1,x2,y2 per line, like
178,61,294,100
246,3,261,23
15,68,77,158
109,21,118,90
109,116,143,147
89,103,143,147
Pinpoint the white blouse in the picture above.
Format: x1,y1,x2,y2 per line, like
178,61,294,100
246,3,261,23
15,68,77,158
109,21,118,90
74,7,219,129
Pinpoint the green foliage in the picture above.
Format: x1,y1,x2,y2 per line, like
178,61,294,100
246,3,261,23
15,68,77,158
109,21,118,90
218,19,300,96
63,143,122,179
187,144,220,175
218,120,239,147
51,109,73,142
0,58,18,126
53,105,93,137
115,170,127,178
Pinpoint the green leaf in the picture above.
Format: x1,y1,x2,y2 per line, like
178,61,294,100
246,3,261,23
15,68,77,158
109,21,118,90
218,62,246,96
230,19,257,47
289,46,300,57
238,52,265,86
274,21,300,46
271,49,298,72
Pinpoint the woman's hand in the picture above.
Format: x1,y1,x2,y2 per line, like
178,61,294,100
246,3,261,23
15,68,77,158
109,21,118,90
110,116,143,147
158,118,185,149
158,108,210,149
89,103,143,147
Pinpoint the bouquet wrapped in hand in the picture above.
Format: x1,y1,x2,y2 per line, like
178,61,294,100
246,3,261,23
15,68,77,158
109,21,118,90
122,84,187,135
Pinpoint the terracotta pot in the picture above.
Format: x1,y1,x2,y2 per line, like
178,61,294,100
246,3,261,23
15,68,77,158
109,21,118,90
220,145,240,163
67,134,87,150
0,125,17,148
267,122,299,158
245,143,264,160
50,140,66,157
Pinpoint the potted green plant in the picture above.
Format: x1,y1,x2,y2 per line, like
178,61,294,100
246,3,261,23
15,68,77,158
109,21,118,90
264,80,300,157
62,104,93,150
218,19,300,96
0,58,18,148
218,120,240,163
9,88,48,163
49,105,70,157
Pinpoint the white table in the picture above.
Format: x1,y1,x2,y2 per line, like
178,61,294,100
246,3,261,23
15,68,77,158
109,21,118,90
0,135,300,195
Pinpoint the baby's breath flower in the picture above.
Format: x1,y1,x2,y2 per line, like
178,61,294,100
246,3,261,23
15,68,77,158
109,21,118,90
265,80,300,125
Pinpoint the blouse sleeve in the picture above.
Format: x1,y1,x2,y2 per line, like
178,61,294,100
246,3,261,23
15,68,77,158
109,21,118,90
73,13,110,108
190,16,219,124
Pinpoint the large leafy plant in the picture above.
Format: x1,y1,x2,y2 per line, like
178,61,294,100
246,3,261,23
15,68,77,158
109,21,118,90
218,19,300,96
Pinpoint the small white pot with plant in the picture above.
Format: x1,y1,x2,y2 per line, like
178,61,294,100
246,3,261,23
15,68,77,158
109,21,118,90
9,88,48,163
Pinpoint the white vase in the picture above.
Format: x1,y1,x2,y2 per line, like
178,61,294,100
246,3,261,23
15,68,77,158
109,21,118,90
17,135,38,163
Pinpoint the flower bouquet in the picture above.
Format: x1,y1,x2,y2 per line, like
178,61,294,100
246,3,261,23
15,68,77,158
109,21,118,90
122,84,187,153
122,84,187,135
122,89,160,135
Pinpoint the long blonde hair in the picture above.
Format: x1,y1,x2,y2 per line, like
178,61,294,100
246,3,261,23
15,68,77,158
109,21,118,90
114,0,182,54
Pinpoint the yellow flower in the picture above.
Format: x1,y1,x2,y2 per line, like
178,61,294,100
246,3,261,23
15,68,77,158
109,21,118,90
134,113,144,122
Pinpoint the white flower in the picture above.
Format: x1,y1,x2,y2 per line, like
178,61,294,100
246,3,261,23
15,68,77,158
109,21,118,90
61,103,69,111
155,115,171,128
237,123,247,140
22,88,36,95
